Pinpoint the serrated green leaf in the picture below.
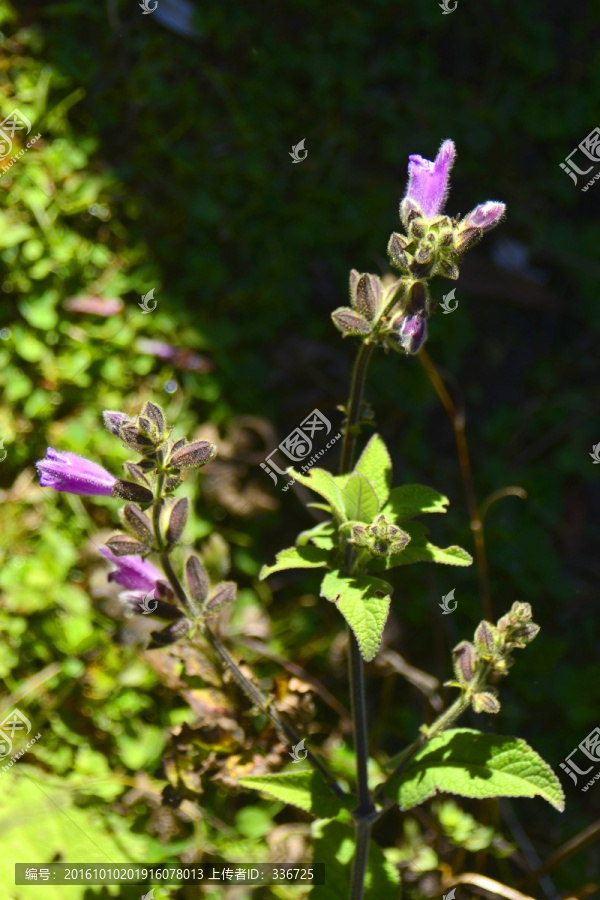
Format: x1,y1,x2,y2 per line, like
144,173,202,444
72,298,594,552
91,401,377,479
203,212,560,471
381,484,449,521
297,520,335,550
373,521,472,569
259,545,329,580
321,570,392,661
238,769,353,819
289,467,346,520
342,473,380,523
311,818,400,900
387,728,565,812
354,434,393,506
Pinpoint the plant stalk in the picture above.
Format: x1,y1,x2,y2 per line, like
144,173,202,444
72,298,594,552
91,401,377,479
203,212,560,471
340,341,377,900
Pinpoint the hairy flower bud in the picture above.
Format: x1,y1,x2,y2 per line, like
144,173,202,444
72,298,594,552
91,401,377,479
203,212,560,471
166,497,189,547
142,401,166,438
388,233,411,272
331,307,372,336
123,462,152,486
186,555,210,604
103,410,131,436
205,581,237,615
354,273,382,320
121,503,153,542
105,534,150,557
112,479,154,505
472,691,501,714
170,440,217,469
474,620,498,658
453,640,477,684
150,618,191,647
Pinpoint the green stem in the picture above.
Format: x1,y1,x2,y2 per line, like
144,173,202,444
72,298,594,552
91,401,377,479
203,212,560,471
339,343,375,475
340,341,377,900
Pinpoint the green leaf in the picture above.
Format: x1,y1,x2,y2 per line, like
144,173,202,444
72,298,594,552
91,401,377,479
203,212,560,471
386,728,565,812
297,520,335,550
311,818,400,900
373,521,472,569
288,467,346,520
342,473,380,523
238,769,353,819
354,434,393,506
321,570,392,661
381,484,449,521
259,545,329,580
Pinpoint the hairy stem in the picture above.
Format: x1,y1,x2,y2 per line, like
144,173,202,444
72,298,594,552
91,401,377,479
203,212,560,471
341,341,377,900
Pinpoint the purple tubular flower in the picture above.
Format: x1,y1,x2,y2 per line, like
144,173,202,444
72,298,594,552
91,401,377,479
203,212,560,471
100,547,162,592
36,448,117,496
463,201,506,232
404,139,456,219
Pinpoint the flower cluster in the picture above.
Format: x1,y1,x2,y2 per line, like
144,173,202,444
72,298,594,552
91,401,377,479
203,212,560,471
331,139,506,354
447,602,540,714
36,403,236,646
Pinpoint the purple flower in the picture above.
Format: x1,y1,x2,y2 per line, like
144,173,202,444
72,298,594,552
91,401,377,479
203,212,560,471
463,200,506,232
102,410,131,436
399,314,428,355
36,448,117,496
100,547,162,593
404,139,456,220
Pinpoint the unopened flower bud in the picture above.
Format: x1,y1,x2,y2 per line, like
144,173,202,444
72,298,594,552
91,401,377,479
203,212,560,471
186,555,210,604
103,410,131,436
150,618,191,647
474,620,497,657
388,233,411,272
331,307,371,336
121,503,153,542
166,497,189,547
106,534,150,557
205,581,237,615
453,640,477,684
472,691,501,714
354,273,382,320
112,479,154,505
170,440,217,469
142,401,166,438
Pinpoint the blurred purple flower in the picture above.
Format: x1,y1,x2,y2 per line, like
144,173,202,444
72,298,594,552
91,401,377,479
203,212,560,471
463,200,506,232
404,139,456,219
100,547,163,593
137,339,213,373
36,448,117,496
63,295,124,316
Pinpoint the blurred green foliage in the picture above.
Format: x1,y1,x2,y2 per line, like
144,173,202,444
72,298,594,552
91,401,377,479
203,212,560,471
1,0,600,896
